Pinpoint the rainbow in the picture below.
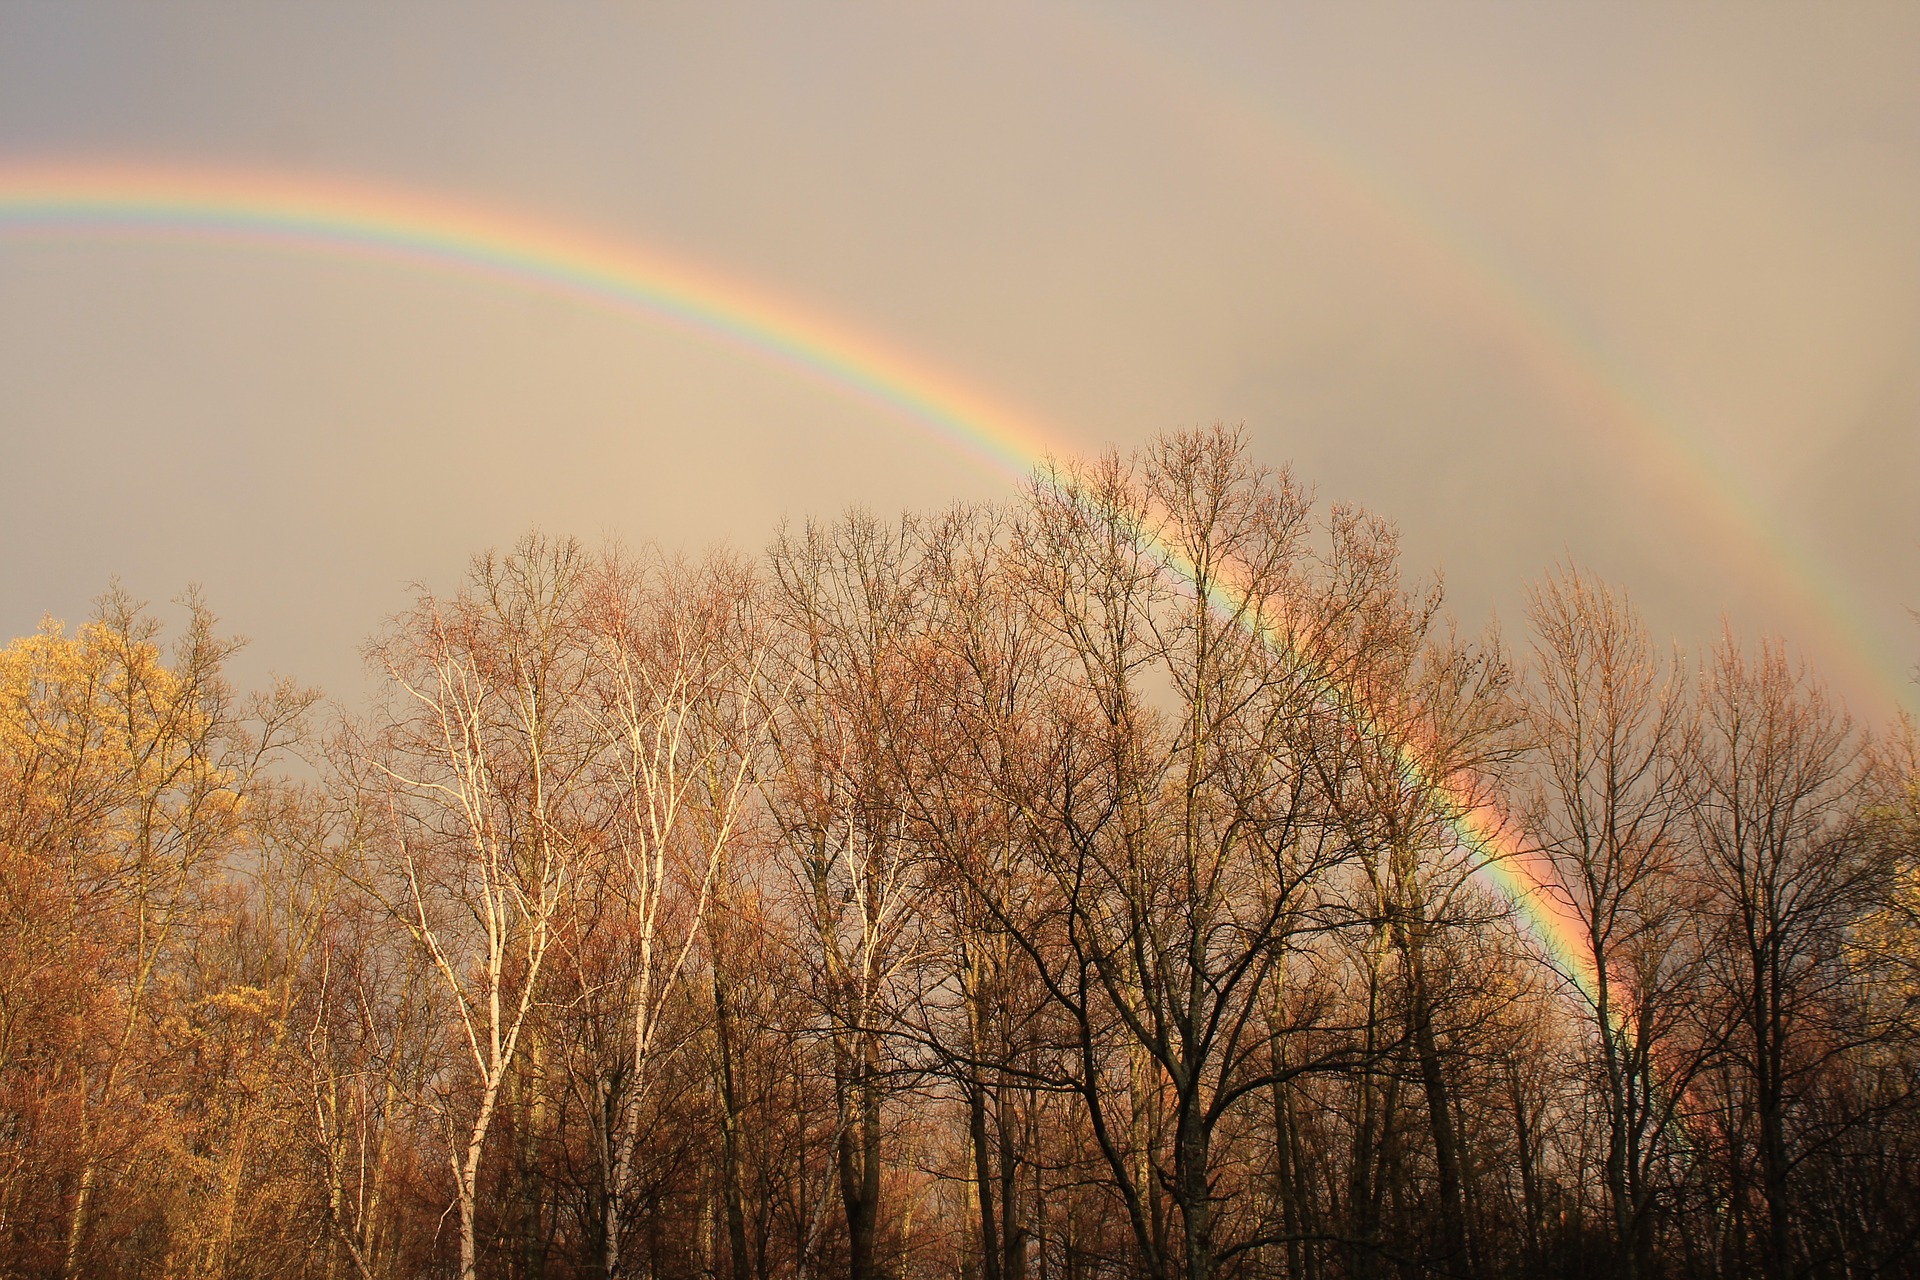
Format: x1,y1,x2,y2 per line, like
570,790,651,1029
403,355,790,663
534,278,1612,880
1130,520,1602,1004
0,160,1600,1000
1081,11,1914,712
0,162,1060,486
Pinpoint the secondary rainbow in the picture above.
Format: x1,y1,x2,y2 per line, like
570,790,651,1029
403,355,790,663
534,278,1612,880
0,160,1602,1002
1081,12,1912,710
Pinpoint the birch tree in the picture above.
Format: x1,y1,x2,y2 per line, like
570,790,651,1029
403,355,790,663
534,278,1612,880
580,550,776,1279
358,535,594,1280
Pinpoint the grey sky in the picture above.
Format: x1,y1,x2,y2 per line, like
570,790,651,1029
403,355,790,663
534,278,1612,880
2,3,1915,718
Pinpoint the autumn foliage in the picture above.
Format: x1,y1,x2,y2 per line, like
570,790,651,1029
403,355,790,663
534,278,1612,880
2,430,1915,1280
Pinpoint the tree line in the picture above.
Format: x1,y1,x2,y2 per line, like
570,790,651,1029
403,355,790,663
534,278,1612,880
3,428,1916,1280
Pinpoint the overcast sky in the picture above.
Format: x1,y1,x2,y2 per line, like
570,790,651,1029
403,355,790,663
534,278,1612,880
1,3,1916,719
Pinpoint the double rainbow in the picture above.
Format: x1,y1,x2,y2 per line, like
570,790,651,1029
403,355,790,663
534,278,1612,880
1,161,1596,999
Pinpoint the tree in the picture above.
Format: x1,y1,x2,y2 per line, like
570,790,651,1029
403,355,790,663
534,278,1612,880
576,549,774,1279
355,535,594,1280
1521,567,1708,1280
980,428,1457,1280
13,456,1920,1280
1688,632,1877,1280
0,590,310,1278
761,512,933,1280
888,504,1062,1280
1307,534,1517,1280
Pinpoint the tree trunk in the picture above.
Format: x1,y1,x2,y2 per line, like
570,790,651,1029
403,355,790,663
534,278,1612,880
1755,970,1794,1280
998,1081,1025,1280
1175,1109,1214,1280
1407,941,1470,1278
839,1034,885,1280
714,969,753,1280
970,1080,1003,1280
61,1150,97,1280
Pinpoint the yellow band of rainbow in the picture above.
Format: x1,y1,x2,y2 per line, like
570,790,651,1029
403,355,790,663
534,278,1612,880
0,160,1619,1006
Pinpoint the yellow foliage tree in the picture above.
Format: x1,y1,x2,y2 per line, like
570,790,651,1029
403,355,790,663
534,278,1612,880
0,588,311,1278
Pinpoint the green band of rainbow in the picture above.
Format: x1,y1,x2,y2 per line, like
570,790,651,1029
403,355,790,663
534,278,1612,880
1,161,1600,999
0,163,1054,486
1133,525,1600,1002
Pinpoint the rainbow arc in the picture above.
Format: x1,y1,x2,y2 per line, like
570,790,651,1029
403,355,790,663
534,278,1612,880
0,160,1672,1006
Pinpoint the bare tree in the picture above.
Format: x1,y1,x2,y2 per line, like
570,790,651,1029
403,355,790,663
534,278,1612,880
356,535,594,1280
1521,567,1708,1280
1688,631,1876,1280
761,512,935,1280
980,428,1427,1280
1309,550,1518,1280
579,550,777,1279
14,454,1920,1280
888,504,1063,1280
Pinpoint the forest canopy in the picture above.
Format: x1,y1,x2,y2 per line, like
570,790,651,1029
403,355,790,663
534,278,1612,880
3,429,1916,1280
